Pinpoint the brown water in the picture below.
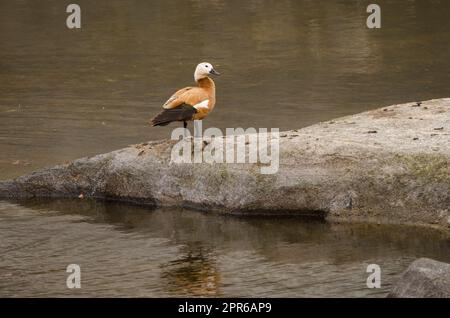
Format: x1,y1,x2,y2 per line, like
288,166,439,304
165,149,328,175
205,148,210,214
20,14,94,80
0,199,449,297
1,0,450,297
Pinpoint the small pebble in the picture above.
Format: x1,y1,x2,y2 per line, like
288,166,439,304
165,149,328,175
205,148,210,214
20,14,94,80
367,130,378,134
413,137,419,140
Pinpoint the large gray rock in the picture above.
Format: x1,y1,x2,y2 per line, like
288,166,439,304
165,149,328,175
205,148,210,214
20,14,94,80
0,98,449,228
389,258,450,298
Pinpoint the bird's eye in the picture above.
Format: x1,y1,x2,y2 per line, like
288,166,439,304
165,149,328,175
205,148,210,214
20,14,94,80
205,65,209,68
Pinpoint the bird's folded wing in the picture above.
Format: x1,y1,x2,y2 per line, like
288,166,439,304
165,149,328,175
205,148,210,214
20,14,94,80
163,87,192,109
150,104,198,126
163,87,209,109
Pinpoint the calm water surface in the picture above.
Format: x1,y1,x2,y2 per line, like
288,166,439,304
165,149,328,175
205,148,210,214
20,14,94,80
1,199,449,297
1,0,450,297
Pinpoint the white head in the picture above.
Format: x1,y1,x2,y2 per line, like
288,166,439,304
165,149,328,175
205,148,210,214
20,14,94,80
194,62,220,82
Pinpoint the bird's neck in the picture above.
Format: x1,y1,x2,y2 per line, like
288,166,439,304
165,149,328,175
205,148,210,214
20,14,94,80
197,77,215,92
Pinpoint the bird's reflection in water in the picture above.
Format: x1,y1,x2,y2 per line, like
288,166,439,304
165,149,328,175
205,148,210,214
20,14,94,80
2,198,450,297
161,246,221,297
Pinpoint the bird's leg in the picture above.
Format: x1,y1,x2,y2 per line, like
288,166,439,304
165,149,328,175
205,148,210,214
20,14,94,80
194,120,202,139
183,121,188,138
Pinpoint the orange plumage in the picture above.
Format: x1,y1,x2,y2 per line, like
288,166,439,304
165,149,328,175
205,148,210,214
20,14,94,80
150,62,219,127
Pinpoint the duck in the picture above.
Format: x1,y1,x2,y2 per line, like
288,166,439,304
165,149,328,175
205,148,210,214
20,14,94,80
149,62,220,131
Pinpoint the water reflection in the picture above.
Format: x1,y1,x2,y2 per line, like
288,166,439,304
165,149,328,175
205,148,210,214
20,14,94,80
162,246,221,297
1,0,450,297
1,199,449,297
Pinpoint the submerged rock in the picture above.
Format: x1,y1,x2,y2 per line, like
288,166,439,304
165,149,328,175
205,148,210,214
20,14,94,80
388,258,450,298
0,98,449,228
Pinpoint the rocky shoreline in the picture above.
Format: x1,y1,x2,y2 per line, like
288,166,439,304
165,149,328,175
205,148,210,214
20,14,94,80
389,258,450,298
0,98,449,229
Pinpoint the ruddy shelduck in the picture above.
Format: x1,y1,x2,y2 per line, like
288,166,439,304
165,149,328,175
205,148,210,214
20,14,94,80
150,62,220,130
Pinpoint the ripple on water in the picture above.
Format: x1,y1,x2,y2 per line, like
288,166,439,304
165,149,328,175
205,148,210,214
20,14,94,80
0,199,449,297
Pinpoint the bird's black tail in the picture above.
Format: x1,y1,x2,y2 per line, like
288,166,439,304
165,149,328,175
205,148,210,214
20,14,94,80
150,104,197,126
